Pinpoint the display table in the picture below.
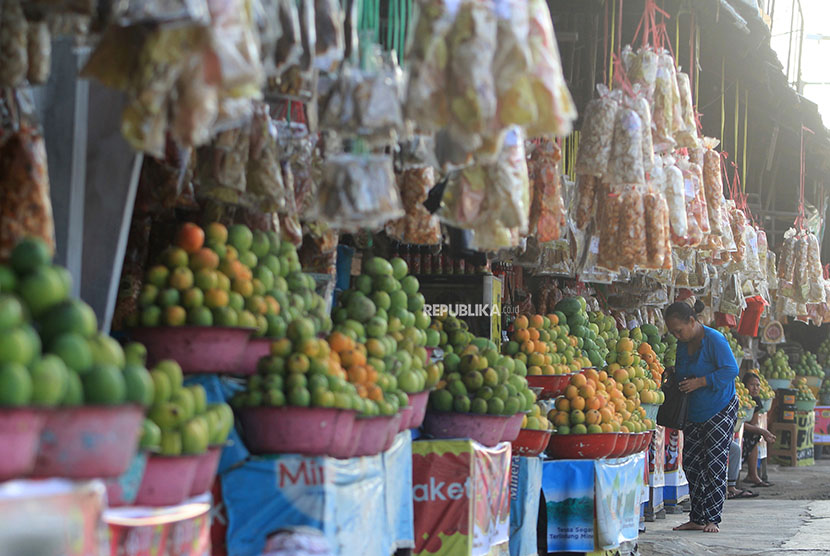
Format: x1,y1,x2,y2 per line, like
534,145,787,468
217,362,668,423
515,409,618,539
220,431,414,556
104,494,211,556
540,453,647,553
0,479,106,555
814,406,830,445
412,439,511,556
770,410,815,466
509,456,542,556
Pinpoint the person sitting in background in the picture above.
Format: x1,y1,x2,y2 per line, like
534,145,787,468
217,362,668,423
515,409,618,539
740,372,775,488
727,440,758,499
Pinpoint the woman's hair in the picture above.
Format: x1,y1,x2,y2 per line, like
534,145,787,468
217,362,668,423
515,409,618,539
664,300,704,322
742,372,761,386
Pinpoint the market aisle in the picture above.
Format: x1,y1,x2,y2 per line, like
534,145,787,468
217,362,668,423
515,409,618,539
639,460,830,555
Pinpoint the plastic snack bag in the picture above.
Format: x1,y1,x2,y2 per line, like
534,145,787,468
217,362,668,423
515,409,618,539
630,92,655,175
618,188,648,270
806,232,825,303
27,21,51,85
675,72,699,149
651,59,675,153
689,160,710,235
644,190,671,270
597,185,622,271
0,125,55,261
777,231,797,298
0,0,28,88
524,0,577,138
440,165,487,228
679,161,703,247
757,229,769,274
385,166,442,245
493,0,534,128
794,233,810,302
171,52,220,149
663,159,689,246
112,0,210,26
246,102,287,212
623,46,658,98
528,139,566,243
575,87,618,177
729,204,747,263
743,225,763,281
314,0,345,73
312,153,403,231
195,124,251,204
482,128,530,233
701,137,727,237
608,107,645,186
661,54,684,139
268,0,303,79
573,174,599,230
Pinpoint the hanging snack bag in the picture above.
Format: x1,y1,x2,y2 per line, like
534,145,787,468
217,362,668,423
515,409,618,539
701,137,727,237
608,107,645,186
314,0,345,73
0,0,28,88
597,184,622,271
678,159,703,246
793,233,810,302
630,91,655,175
689,160,711,235
528,139,567,243
525,0,577,138
644,189,671,270
663,158,689,246
573,174,599,231
807,232,825,303
385,166,442,245
618,188,648,270
575,86,618,177
729,204,747,263
777,231,797,298
675,72,699,149
623,46,658,99
482,128,530,233
246,102,287,212
493,0,535,128
652,57,676,153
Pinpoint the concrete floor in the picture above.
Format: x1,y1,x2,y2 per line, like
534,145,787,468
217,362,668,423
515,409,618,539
639,457,830,555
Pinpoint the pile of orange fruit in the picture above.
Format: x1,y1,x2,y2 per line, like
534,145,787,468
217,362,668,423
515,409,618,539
547,368,652,435
504,314,592,375
328,331,385,404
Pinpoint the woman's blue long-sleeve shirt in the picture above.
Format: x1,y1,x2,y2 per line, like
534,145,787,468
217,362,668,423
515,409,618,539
674,326,739,423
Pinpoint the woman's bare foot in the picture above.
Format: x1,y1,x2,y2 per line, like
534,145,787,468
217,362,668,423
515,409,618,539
673,521,705,531
703,522,720,533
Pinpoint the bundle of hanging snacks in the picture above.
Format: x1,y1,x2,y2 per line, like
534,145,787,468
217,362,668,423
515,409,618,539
385,166,442,245
622,45,658,98
527,138,567,243
405,0,576,165
701,138,728,240
775,228,825,304
575,86,619,178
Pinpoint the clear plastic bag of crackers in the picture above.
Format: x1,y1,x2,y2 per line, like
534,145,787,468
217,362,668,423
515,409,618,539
674,71,699,149
701,137,727,237
607,106,645,186
575,85,619,178
651,54,676,153
661,156,689,246
622,45,658,98
527,138,567,243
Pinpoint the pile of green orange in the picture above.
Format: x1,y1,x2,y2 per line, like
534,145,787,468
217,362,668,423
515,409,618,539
502,312,592,375
143,359,234,455
0,238,155,408
332,257,440,396
128,222,330,339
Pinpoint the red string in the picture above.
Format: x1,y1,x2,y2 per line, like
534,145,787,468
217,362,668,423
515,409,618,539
612,53,636,97
632,0,671,50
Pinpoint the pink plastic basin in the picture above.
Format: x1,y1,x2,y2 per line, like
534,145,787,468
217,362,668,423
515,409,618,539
236,338,273,375
546,433,618,459
189,445,223,496
526,374,575,400
502,413,525,443
350,415,401,458
398,405,414,432
406,389,431,429
239,406,356,457
32,405,143,479
422,411,510,447
0,409,46,481
511,429,552,457
332,417,364,460
135,454,200,506
129,326,253,374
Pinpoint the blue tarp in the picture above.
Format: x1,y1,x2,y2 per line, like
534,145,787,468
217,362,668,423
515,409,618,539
509,456,541,556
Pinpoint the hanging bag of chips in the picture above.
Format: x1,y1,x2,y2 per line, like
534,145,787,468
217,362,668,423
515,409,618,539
575,86,619,177
607,107,645,186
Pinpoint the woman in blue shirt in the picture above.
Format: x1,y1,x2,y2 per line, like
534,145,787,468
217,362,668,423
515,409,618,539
665,301,739,533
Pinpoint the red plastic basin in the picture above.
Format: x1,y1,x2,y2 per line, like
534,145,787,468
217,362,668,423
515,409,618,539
350,414,401,458
135,454,200,506
407,390,431,430
546,433,618,459
0,409,46,481
526,374,574,400
502,413,524,443
129,326,253,374
189,445,223,496
511,429,552,457
608,433,630,458
422,411,510,447
32,405,143,479
236,338,273,376
239,406,356,457
398,405,414,432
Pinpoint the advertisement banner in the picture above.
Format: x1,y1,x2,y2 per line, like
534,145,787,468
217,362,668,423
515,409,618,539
509,456,542,556
814,407,830,445
383,431,415,550
648,427,665,488
663,428,688,487
412,439,511,556
594,453,646,550
541,459,595,554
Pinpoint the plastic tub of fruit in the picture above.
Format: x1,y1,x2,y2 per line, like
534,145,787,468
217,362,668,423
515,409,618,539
189,445,223,496
134,454,200,506
238,406,356,457
422,411,510,447
641,403,660,422
104,451,149,507
502,413,525,443
130,326,254,374
511,429,552,457
803,376,823,389
795,399,817,412
526,374,575,399
407,389,431,429
606,433,629,458
767,378,792,390
546,432,618,459
31,405,143,479
0,409,47,481
236,337,274,375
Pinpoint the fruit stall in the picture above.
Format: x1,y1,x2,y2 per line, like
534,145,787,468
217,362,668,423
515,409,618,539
2,0,830,555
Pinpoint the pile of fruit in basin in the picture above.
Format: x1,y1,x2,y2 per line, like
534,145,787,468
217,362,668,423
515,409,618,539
735,377,756,422
0,239,160,481
818,336,830,366
795,351,824,378
760,350,795,381
793,377,817,410
717,327,744,363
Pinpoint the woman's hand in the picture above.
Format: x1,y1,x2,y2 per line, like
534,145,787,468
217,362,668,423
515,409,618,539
678,376,706,393
763,430,776,443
